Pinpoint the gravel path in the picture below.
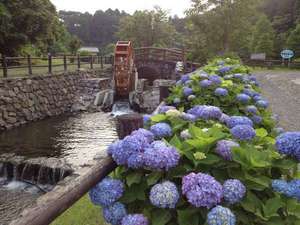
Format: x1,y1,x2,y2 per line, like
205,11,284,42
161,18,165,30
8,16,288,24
254,70,300,131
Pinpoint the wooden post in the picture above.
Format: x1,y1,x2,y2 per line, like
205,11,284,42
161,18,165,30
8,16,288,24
27,54,32,75
90,55,94,69
182,48,187,73
2,55,8,78
100,56,103,69
48,53,52,74
159,85,171,102
116,114,143,139
77,54,81,69
63,55,67,72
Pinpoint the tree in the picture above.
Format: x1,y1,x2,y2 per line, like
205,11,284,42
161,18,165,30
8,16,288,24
252,15,275,57
287,23,300,57
117,7,178,48
0,0,60,55
186,0,259,62
69,36,82,54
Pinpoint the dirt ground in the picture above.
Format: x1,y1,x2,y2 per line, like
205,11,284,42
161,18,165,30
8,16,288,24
255,70,300,131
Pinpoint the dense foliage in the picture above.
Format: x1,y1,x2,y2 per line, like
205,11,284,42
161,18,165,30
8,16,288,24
89,59,300,225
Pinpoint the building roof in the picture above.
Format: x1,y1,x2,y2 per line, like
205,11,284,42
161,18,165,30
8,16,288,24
79,47,99,53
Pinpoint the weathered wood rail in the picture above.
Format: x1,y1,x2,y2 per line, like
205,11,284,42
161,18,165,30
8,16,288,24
0,54,114,78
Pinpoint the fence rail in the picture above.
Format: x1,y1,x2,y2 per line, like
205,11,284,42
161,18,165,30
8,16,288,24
244,59,300,69
0,54,114,78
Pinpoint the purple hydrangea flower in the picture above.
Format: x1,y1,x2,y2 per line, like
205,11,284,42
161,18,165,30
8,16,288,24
103,202,127,225
183,87,193,97
209,75,222,85
150,181,179,208
236,94,251,104
89,178,124,207
207,206,236,225
187,105,206,116
256,100,269,109
251,115,263,124
218,66,232,74
223,179,246,204
131,128,155,143
143,115,151,125
215,88,228,97
150,140,167,149
233,73,243,79
200,79,213,88
182,113,197,122
143,146,180,171
182,172,223,208
200,106,223,120
246,105,258,115
226,116,253,129
158,105,176,114
107,140,122,156
150,122,172,138
249,75,257,82
275,132,300,160
253,95,263,102
215,140,240,161
230,125,256,141
122,133,150,155
243,89,257,97
121,214,148,225
109,141,129,165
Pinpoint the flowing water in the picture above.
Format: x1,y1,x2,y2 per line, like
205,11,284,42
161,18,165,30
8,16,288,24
0,111,119,224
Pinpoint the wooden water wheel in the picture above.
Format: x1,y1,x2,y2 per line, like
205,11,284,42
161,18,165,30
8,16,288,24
113,41,137,98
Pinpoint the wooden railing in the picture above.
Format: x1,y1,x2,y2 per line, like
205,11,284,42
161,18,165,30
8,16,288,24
0,54,114,78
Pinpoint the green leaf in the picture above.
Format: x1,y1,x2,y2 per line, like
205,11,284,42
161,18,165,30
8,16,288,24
197,153,221,165
287,199,300,218
121,182,147,203
151,114,167,122
169,134,182,149
147,172,162,186
151,209,172,225
263,197,283,218
256,128,268,138
188,124,208,138
177,209,200,225
126,171,142,187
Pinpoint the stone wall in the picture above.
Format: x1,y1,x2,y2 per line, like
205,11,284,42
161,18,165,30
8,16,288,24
0,70,110,131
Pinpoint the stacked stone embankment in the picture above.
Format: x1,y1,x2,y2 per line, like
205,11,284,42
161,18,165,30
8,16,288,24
0,70,110,131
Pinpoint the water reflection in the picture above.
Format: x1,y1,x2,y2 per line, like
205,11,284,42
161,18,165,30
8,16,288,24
0,112,117,166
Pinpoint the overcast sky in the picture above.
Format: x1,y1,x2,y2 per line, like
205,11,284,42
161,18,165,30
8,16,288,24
50,0,191,17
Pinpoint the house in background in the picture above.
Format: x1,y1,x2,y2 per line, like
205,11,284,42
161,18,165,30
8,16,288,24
78,47,100,55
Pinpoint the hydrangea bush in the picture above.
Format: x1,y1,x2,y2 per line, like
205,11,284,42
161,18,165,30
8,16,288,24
89,58,300,225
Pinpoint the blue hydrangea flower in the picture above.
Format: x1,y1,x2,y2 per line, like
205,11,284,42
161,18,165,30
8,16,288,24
199,72,209,79
121,133,150,156
200,106,223,120
286,180,300,200
246,105,258,115
275,132,300,160
132,128,155,143
183,87,193,97
150,140,167,149
236,94,251,104
215,88,228,97
143,115,151,125
182,172,223,208
107,140,122,156
218,66,232,74
150,181,179,208
253,95,263,102
200,79,213,88
127,153,144,169
230,125,256,141
187,105,206,117
207,206,236,225
223,179,246,204
144,146,180,171
226,116,253,129
251,115,263,124
182,113,197,122
181,74,190,83
233,73,243,79
158,105,176,114
209,75,222,85
173,98,181,104
249,75,257,82
103,202,127,225
219,113,230,124
215,140,239,161
109,141,129,165
89,178,124,207
272,179,289,194
121,214,148,225
243,89,257,97
256,100,269,109
150,122,172,139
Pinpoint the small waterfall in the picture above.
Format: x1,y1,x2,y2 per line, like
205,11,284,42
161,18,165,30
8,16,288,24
111,101,133,117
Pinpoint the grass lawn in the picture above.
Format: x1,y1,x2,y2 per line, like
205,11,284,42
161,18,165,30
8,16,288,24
51,194,108,225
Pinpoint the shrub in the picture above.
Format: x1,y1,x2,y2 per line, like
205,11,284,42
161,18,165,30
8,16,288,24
90,58,300,225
